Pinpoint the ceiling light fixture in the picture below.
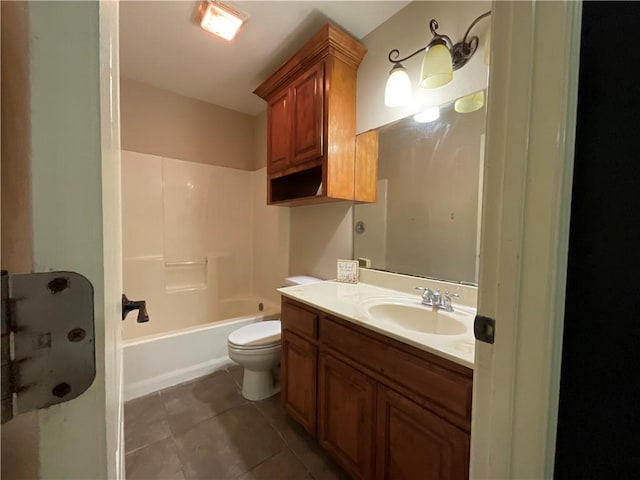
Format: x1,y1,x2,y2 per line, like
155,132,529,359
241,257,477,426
384,11,491,107
195,0,248,41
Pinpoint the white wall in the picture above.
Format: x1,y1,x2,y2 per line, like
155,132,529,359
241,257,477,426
28,1,110,477
357,0,491,133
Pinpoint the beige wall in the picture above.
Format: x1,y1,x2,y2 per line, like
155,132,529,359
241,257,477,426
254,111,267,170
289,203,353,280
252,168,290,301
357,0,491,133
0,3,40,480
120,77,256,170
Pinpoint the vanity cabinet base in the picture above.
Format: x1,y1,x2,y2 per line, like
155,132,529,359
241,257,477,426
376,385,469,480
280,297,473,479
318,352,375,479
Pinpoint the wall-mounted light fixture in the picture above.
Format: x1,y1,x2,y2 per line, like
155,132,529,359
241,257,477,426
195,0,248,41
384,11,491,107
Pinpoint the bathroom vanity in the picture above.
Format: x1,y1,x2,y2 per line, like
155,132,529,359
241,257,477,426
278,277,475,480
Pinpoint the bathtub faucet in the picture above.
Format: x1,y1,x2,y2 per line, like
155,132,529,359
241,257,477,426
122,294,150,323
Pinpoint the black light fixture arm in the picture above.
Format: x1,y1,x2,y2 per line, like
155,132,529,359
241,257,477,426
387,19,453,65
452,11,492,68
387,11,491,70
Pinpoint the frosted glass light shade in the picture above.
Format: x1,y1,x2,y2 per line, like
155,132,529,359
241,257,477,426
420,43,453,89
454,90,485,113
384,65,412,107
413,106,440,123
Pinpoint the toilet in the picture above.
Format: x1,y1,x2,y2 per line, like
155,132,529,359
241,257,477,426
227,275,322,401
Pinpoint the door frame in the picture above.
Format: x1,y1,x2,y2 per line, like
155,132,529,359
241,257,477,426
471,1,582,478
25,1,123,478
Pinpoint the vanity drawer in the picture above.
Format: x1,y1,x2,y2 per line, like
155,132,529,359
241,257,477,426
320,316,472,425
281,299,318,339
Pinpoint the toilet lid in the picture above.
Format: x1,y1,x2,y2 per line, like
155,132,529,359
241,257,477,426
228,320,281,348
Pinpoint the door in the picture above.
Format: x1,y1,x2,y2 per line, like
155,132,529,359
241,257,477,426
1,2,124,478
267,88,292,173
291,62,324,165
376,385,469,480
281,331,317,434
317,353,375,479
472,1,581,478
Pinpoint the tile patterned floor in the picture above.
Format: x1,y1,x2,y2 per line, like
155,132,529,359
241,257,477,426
125,365,348,480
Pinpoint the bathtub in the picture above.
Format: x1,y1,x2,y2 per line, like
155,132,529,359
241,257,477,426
123,297,280,400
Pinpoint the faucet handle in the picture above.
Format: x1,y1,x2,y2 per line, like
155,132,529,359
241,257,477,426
415,286,434,305
442,291,460,312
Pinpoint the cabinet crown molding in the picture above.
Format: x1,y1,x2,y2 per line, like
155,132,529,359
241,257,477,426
253,23,367,101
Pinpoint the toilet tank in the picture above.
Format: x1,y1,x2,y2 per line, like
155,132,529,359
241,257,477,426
283,275,323,287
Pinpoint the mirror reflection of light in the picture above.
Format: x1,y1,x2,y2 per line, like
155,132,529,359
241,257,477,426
413,106,440,123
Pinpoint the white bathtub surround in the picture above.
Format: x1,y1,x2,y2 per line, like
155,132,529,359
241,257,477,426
123,298,279,400
121,152,289,340
121,152,289,399
277,270,477,368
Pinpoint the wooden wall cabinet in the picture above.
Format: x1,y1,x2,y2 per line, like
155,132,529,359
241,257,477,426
280,297,473,479
254,23,376,206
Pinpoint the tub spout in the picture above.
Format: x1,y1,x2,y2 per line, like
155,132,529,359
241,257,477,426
122,294,150,323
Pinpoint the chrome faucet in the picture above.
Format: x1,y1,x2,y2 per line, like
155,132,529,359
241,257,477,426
415,287,460,312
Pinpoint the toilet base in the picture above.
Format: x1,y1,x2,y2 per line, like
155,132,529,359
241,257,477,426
241,368,280,401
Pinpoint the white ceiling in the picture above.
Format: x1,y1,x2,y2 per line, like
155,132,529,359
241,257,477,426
120,1,410,115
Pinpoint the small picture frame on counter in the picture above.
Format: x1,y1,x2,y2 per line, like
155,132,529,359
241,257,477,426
336,259,358,283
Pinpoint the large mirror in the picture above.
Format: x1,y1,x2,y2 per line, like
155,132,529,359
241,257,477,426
354,101,486,284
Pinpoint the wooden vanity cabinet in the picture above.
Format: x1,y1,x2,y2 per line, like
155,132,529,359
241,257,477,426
254,23,374,206
280,297,473,479
280,299,319,434
318,352,376,479
376,386,470,480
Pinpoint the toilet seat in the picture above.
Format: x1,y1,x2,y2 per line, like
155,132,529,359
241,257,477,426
227,320,281,350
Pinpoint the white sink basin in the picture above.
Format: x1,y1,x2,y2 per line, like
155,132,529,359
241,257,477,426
359,297,469,335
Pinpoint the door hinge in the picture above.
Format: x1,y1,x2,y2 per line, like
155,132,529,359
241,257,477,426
1,270,96,424
474,314,496,344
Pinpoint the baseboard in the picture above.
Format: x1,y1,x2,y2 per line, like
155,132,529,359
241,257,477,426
124,356,235,401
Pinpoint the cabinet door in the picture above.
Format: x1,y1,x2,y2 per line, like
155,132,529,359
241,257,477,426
281,330,317,434
318,352,375,479
291,62,324,165
376,385,469,480
267,88,292,172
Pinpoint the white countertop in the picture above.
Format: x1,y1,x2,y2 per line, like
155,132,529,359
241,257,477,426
278,280,476,369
